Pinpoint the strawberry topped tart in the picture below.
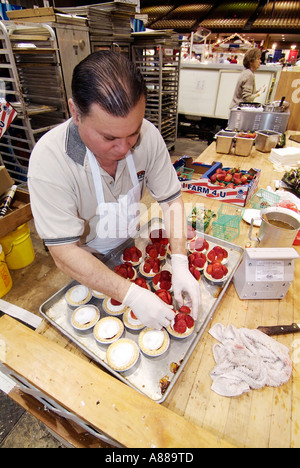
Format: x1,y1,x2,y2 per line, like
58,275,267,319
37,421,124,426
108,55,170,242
204,261,229,282
188,237,209,253
145,242,167,260
152,270,172,291
167,306,195,338
188,251,206,270
139,256,161,278
114,262,137,280
122,246,142,266
207,245,229,264
149,228,169,245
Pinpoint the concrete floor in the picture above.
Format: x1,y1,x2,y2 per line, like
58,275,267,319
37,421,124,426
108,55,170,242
0,137,208,449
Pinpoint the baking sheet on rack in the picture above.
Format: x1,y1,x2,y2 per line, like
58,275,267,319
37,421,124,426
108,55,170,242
40,218,244,403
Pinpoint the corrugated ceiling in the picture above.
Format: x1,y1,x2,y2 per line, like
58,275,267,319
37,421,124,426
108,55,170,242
140,1,300,46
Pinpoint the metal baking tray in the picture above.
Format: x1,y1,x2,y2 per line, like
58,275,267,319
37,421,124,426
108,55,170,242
40,218,244,403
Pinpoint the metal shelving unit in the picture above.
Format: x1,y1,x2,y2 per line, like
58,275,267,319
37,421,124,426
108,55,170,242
0,21,69,184
132,36,181,150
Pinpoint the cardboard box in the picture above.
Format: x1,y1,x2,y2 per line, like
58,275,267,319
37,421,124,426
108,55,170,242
0,189,32,238
174,157,261,207
0,166,14,197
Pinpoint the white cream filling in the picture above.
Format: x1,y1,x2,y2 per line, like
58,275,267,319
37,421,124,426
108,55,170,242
107,299,125,312
142,330,164,350
110,343,135,367
74,306,97,325
69,285,89,303
92,289,105,298
97,320,119,339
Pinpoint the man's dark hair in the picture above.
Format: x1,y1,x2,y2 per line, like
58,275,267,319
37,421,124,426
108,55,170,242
71,50,147,117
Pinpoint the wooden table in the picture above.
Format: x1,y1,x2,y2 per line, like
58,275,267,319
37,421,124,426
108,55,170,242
0,131,299,448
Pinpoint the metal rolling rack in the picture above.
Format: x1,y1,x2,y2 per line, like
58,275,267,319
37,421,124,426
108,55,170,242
132,34,181,150
0,21,69,184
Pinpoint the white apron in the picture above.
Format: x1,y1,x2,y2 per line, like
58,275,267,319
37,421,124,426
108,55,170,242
86,148,141,255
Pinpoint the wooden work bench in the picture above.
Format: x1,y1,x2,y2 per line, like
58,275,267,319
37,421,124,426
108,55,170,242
0,132,299,448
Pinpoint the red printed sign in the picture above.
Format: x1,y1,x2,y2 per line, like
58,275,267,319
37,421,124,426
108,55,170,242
0,100,17,139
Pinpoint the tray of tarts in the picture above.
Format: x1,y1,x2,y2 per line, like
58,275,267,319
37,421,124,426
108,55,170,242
40,218,244,403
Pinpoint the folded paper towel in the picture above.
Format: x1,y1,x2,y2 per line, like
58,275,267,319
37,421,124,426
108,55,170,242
209,324,292,397
269,147,300,167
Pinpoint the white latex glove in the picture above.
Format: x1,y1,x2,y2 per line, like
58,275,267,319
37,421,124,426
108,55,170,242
123,283,175,330
171,254,201,320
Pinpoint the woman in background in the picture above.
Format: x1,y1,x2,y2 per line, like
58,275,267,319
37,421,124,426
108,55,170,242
229,48,266,109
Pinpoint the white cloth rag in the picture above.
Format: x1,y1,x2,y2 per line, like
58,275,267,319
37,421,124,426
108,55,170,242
209,323,292,397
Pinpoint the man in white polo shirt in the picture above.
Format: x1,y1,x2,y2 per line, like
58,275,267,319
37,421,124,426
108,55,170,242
28,51,200,330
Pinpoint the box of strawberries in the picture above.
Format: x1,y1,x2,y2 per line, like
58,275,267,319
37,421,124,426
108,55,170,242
174,157,260,206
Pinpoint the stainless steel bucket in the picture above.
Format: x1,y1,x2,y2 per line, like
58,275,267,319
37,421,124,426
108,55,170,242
248,207,300,247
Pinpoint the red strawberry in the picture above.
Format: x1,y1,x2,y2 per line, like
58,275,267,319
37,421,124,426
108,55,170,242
123,249,131,261
178,305,191,314
193,256,206,268
216,253,224,262
160,270,171,281
160,280,171,290
185,315,194,328
126,265,135,279
114,264,127,278
155,289,172,305
212,269,224,279
188,253,195,265
134,277,148,289
148,247,158,258
190,266,201,281
207,250,216,262
173,319,187,334
153,273,160,285
175,312,188,323
131,252,139,262
222,265,228,275
130,310,137,319
214,246,223,254
111,298,122,306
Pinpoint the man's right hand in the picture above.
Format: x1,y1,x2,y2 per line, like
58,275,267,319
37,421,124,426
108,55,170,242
123,283,175,330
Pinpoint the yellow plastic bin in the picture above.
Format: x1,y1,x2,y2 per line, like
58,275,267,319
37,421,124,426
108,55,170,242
0,223,35,270
0,244,12,297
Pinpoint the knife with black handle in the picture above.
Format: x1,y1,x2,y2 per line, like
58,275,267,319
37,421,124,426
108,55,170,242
257,323,300,336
